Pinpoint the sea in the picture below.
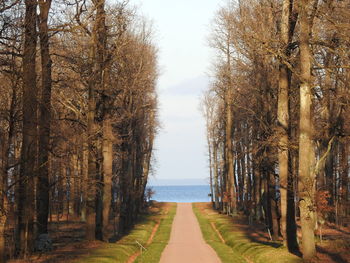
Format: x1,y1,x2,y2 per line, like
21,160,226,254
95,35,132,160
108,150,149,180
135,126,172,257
147,185,212,203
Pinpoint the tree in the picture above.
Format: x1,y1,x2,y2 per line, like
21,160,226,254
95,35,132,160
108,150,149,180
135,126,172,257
37,0,52,237
298,0,317,259
277,0,299,252
0,0,159,258
204,0,349,259
16,0,37,257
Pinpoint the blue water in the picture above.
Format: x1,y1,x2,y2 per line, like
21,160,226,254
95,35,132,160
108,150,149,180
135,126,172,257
148,185,211,203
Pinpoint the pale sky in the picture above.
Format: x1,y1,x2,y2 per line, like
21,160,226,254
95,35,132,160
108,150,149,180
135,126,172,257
127,0,222,184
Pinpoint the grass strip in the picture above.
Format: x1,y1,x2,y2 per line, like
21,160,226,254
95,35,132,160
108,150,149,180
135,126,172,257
73,202,176,263
192,203,247,263
134,202,177,263
193,203,302,263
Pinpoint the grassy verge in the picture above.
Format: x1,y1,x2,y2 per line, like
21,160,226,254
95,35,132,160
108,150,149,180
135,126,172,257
193,203,302,263
193,203,247,263
73,202,176,263
134,202,176,263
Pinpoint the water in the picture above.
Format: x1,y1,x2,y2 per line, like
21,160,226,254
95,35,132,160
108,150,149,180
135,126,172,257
148,185,212,203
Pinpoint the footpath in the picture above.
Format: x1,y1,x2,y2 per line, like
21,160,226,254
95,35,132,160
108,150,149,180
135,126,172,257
160,203,221,263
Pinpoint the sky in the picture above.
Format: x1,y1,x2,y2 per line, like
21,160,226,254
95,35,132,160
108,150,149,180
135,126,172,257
128,0,222,185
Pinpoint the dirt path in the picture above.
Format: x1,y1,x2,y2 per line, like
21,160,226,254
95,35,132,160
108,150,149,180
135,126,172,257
160,203,221,263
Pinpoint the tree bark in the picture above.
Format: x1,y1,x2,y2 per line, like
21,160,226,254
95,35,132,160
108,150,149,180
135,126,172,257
69,152,78,216
0,132,9,262
86,80,97,240
207,135,214,205
0,77,17,262
298,0,317,259
278,0,299,251
81,142,88,222
16,0,38,257
268,171,279,241
213,142,220,209
102,118,113,241
340,141,349,221
37,0,52,236
225,48,236,214
0,200,7,263
95,138,103,240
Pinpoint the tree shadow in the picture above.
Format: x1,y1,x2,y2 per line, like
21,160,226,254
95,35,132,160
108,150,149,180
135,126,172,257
230,215,303,256
230,216,283,249
325,223,350,236
317,246,348,263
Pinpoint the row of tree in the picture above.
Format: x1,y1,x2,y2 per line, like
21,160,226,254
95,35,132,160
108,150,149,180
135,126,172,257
0,0,159,261
202,0,349,261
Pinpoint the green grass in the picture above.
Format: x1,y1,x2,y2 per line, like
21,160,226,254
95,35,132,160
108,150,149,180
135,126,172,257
134,203,177,263
193,204,247,263
73,202,177,263
193,203,303,263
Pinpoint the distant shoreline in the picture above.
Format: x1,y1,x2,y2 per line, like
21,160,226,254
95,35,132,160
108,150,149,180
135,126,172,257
148,185,211,203
147,184,208,187
147,178,210,186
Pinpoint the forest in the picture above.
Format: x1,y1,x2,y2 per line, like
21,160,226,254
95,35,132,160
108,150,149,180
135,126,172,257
0,0,159,261
202,0,349,261
1,0,350,262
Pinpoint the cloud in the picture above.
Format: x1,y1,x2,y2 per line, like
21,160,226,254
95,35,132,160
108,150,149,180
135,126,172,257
125,0,222,184
165,75,210,96
153,75,209,181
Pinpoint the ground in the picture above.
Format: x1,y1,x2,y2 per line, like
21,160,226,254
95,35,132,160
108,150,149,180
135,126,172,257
7,202,172,263
196,203,350,263
6,202,350,263
160,203,220,263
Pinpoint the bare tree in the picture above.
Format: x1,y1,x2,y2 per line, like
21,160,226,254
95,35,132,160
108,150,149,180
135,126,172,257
37,0,52,237
16,0,37,257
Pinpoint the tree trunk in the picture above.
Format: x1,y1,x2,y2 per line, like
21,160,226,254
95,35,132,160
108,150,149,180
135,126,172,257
268,172,279,241
298,0,317,259
0,77,17,262
246,133,252,213
278,0,299,251
102,118,113,241
225,81,235,214
253,159,261,220
325,146,335,207
224,36,236,214
0,205,6,263
69,153,77,216
287,116,299,251
95,138,103,240
208,136,214,205
0,130,9,262
140,111,155,209
81,142,88,222
16,0,38,257
89,0,107,240
213,142,220,209
340,141,349,221
71,152,80,216
86,80,97,240
57,159,65,221
37,0,52,237
318,53,333,194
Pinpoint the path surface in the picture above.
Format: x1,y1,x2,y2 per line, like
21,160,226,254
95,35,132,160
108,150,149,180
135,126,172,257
160,203,221,263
